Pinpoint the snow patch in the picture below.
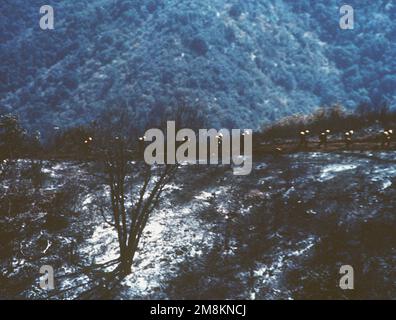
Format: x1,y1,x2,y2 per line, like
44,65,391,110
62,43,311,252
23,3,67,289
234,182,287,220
318,164,358,181
79,223,119,265
194,191,214,201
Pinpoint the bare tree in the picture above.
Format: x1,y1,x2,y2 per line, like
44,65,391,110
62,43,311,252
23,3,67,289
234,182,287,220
85,104,182,278
0,114,25,218
62,102,203,298
101,135,178,275
97,101,207,274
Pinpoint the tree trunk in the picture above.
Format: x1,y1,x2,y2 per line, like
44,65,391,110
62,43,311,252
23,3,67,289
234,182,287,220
120,255,132,276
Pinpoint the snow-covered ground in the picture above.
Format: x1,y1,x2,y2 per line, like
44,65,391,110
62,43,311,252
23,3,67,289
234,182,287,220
75,183,223,299
2,151,396,299
248,236,316,300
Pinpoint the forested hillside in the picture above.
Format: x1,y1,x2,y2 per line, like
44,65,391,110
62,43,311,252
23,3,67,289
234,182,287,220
1,0,395,135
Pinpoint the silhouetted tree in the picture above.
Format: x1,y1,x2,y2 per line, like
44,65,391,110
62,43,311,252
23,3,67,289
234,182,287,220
91,104,204,277
0,114,25,160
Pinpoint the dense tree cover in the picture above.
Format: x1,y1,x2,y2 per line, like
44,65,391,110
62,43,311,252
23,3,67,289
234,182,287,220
260,103,396,140
285,0,396,107
0,0,395,137
0,114,43,158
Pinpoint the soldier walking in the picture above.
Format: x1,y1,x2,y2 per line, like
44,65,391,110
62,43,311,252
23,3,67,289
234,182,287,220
344,130,354,148
298,130,310,148
380,130,393,148
318,129,330,148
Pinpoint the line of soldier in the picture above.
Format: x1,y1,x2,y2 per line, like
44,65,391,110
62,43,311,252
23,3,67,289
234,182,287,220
298,129,394,149
380,129,393,148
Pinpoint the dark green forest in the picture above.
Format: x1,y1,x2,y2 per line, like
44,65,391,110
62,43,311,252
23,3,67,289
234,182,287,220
1,0,395,136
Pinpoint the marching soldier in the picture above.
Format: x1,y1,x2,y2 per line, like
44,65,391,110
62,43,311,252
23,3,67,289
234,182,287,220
344,130,354,148
83,136,93,155
298,130,310,148
380,130,392,148
387,129,393,148
318,129,330,148
138,135,146,158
